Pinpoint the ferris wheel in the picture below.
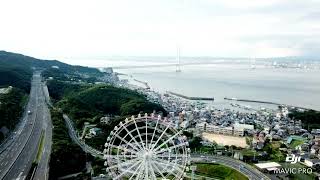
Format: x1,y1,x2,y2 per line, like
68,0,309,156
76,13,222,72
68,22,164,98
103,113,191,180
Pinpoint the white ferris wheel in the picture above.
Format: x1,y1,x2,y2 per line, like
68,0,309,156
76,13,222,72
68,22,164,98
103,113,191,180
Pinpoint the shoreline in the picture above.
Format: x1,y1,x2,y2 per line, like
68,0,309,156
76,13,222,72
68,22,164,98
115,71,318,111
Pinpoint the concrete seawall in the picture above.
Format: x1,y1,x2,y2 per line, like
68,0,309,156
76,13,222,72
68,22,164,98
224,97,312,110
168,91,214,101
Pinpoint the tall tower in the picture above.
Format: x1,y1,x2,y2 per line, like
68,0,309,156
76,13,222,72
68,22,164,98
250,57,256,69
176,46,181,72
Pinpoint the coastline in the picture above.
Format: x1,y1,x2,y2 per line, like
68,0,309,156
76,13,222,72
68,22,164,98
115,69,319,111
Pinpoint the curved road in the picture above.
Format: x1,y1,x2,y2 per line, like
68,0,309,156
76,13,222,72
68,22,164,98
191,154,270,180
63,114,103,158
63,115,269,180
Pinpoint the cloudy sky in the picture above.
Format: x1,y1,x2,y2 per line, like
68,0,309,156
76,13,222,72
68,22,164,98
0,0,319,63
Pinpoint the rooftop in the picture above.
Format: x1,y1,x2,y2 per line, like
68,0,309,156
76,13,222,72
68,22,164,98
255,162,281,169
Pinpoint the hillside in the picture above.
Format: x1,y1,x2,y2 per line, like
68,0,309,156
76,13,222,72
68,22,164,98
64,85,166,117
48,81,166,129
0,51,105,141
49,109,87,179
46,78,167,176
0,88,28,142
0,52,33,92
0,51,103,77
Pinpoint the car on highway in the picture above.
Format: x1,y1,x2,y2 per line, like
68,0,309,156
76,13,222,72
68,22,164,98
27,110,32,115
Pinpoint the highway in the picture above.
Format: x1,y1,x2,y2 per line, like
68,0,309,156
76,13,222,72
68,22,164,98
0,72,52,180
32,83,53,180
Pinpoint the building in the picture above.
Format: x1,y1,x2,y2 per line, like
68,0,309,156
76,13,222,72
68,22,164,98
100,116,111,124
305,158,320,167
233,122,254,131
89,128,102,136
51,65,59,69
180,121,189,129
233,128,244,136
196,122,206,131
196,122,235,136
195,122,252,137
255,162,281,173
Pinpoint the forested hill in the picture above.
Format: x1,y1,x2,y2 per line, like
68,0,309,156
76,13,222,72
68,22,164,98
0,51,104,139
0,51,33,92
0,51,102,76
0,51,104,92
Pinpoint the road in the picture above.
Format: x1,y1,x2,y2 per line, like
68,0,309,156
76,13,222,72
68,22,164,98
63,114,103,158
191,154,270,180
0,72,52,180
32,83,53,180
62,115,269,180
63,114,269,179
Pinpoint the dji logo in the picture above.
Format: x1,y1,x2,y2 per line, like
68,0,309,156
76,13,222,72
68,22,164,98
286,154,301,164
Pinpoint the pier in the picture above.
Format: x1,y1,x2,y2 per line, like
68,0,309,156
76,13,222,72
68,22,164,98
168,91,214,101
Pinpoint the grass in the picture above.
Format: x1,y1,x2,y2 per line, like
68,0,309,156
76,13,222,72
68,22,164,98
194,163,248,180
195,146,215,154
34,130,45,163
270,141,282,149
241,149,256,156
289,140,304,149
245,137,252,145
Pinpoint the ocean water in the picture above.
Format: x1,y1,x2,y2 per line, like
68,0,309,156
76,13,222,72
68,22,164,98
116,64,320,111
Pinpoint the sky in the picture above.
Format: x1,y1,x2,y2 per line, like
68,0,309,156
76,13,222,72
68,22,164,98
0,0,319,64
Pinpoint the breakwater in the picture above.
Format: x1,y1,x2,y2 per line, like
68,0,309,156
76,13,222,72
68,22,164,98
224,97,281,105
224,97,311,110
168,91,214,101
133,79,150,89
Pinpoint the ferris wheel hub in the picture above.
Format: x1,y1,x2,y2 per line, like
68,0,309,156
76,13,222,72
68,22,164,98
144,150,153,159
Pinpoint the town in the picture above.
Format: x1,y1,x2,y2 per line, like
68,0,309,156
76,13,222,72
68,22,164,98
87,76,319,179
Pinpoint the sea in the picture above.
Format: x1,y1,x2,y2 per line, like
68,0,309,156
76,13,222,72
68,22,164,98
67,58,320,111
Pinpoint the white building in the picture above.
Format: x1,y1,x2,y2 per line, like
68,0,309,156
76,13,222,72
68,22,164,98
233,122,254,130
196,122,234,136
196,122,206,130
233,128,244,136
180,121,189,129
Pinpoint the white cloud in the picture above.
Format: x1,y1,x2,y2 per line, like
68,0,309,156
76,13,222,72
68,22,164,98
0,0,319,64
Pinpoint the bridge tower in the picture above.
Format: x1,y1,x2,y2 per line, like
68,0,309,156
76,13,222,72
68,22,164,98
176,46,181,72
250,57,256,69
